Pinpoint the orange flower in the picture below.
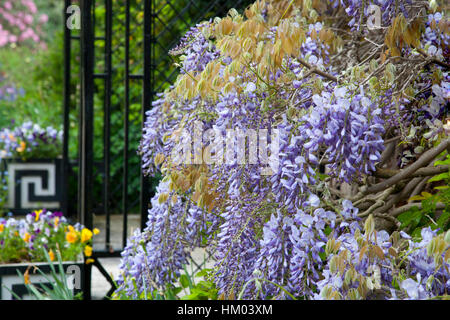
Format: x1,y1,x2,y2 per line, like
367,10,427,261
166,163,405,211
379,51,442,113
0,224,4,233
49,250,55,261
24,269,30,285
66,231,77,244
23,232,31,242
16,141,26,153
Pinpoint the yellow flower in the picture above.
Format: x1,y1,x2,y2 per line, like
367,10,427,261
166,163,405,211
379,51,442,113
23,232,31,242
49,250,55,261
81,228,93,243
86,258,95,264
84,245,93,257
54,217,60,228
68,225,75,233
16,141,26,153
93,228,100,235
0,224,4,233
66,231,77,244
35,209,42,222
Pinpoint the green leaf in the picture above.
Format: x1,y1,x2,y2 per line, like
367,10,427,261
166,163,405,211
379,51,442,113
421,192,433,199
434,156,450,166
324,226,333,236
181,293,199,300
437,210,450,230
164,288,176,300
195,268,212,278
412,227,423,239
398,207,422,230
317,173,328,181
408,195,426,201
428,172,450,183
172,287,182,295
180,274,190,288
422,198,436,213
2,283,23,300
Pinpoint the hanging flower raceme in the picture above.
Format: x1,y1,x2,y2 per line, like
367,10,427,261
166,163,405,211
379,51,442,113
116,180,220,297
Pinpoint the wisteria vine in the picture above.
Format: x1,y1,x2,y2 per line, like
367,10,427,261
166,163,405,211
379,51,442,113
115,0,450,300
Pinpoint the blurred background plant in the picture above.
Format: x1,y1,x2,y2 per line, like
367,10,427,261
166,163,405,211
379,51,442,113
0,0,64,129
0,0,247,216
0,121,62,160
0,69,24,103
0,0,48,48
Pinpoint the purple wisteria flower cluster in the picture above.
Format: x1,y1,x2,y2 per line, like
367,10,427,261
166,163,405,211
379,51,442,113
0,121,62,160
115,180,220,298
117,0,450,300
170,23,221,75
423,12,450,58
314,220,450,300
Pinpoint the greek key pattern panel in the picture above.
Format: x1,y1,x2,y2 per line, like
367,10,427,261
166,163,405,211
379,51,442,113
6,161,62,212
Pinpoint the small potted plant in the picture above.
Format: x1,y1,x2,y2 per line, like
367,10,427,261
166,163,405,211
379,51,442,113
0,209,99,299
0,121,63,214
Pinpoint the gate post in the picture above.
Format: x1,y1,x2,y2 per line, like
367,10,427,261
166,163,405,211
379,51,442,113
63,0,72,219
79,0,94,233
140,0,153,230
79,0,94,300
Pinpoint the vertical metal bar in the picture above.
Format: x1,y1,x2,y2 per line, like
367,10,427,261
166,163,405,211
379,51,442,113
63,0,72,218
80,0,94,300
140,0,153,230
104,0,112,252
93,0,96,40
80,0,94,232
123,0,130,247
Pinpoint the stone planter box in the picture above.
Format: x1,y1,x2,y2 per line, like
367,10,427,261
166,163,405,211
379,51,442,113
0,261,84,300
1,158,62,215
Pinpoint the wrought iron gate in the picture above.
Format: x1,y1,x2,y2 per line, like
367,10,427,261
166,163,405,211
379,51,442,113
63,0,252,300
